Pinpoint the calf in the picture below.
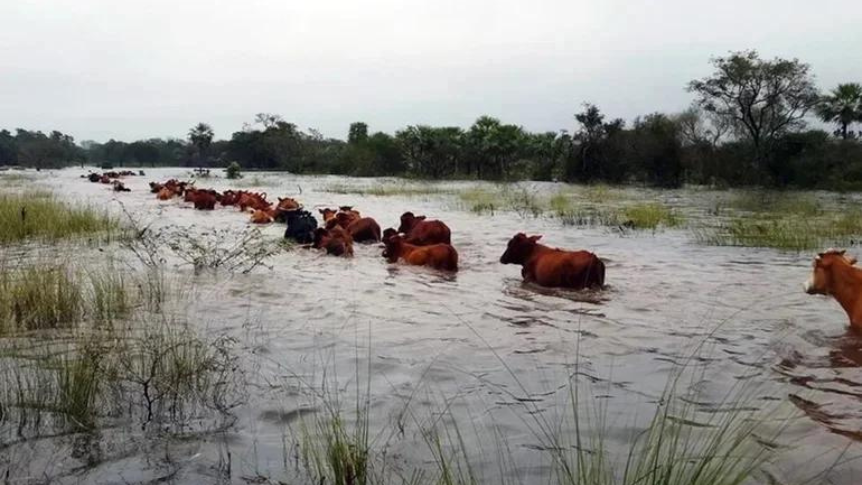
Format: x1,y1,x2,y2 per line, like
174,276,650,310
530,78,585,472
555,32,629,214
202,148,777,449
397,212,451,245
112,180,131,192
312,226,354,257
499,233,604,289
383,235,458,271
805,249,862,330
284,209,318,244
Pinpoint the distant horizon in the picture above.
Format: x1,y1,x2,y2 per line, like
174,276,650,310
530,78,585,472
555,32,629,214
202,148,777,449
2,0,860,143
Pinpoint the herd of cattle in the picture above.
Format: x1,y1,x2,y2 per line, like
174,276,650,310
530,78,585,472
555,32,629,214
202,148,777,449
85,172,862,331
82,174,606,289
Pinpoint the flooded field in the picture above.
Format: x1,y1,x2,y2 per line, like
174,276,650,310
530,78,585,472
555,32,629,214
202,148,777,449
2,167,862,484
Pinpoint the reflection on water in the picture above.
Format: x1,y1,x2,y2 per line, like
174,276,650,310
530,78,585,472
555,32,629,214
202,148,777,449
1,168,861,483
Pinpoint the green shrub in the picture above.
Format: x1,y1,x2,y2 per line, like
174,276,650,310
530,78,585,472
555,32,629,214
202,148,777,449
225,161,242,179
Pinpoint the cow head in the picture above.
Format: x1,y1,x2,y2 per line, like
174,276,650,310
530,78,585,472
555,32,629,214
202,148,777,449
335,211,356,228
500,233,542,265
382,234,405,263
805,249,858,295
398,212,426,233
319,208,337,221
277,197,300,212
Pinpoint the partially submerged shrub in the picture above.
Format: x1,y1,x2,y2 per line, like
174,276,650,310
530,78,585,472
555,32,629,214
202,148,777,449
225,161,242,180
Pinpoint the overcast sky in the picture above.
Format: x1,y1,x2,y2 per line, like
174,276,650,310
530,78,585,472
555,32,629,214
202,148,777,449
2,0,861,142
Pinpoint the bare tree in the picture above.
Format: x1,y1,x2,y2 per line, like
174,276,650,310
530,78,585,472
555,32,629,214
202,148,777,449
674,106,731,148
688,50,819,169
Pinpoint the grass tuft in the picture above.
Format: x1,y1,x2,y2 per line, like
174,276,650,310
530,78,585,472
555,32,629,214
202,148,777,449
622,203,683,230
0,192,121,244
0,265,82,333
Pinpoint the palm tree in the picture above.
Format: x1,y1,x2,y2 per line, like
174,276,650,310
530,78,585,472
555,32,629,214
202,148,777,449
188,122,214,164
818,83,862,140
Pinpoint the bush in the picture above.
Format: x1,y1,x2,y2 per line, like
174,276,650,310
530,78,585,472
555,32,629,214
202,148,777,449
225,161,242,179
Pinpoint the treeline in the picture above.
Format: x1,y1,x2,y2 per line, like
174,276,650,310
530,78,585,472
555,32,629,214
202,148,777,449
2,50,862,189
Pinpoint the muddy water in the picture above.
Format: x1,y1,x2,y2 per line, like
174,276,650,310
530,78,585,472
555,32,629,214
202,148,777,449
4,168,862,483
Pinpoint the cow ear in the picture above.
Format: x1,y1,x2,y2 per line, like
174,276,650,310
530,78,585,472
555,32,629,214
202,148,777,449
417,216,426,221
529,235,543,242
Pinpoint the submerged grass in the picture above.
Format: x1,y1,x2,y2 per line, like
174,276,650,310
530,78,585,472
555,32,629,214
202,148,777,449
0,264,238,437
324,182,453,197
282,321,790,485
0,192,121,244
0,265,83,333
622,202,683,230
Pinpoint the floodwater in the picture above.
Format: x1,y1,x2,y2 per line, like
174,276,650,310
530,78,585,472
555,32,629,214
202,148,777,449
2,167,862,483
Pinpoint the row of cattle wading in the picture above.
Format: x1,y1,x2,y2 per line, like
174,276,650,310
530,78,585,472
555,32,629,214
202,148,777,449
137,178,606,288
97,176,862,331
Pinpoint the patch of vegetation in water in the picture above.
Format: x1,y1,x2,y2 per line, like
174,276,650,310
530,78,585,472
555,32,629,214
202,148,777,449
0,192,122,244
0,262,239,439
323,181,453,197
692,190,862,250
622,202,684,230
726,191,823,216
694,211,862,251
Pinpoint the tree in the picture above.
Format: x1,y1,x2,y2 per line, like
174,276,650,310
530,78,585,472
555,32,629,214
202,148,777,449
0,130,17,165
188,122,214,165
348,122,369,145
688,50,819,173
465,116,524,179
567,104,626,182
818,83,862,140
630,113,684,187
674,106,730,149
254,113,284,130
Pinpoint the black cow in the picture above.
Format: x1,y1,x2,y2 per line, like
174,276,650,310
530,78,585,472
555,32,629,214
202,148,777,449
88,173,101,183
284,210,318,245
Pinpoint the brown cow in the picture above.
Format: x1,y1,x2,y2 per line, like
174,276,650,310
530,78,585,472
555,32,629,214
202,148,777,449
319,208,338,222
192,191,217,210
383,235,458,271
238,192,269,212
250,208,275,224
312,226,354,257
805,249,862,329
335,210,360,228
499,233,605,289
157,187,175,200
346,217,381,243
276,197,300,212
397,212,451,245
220,190,241,206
